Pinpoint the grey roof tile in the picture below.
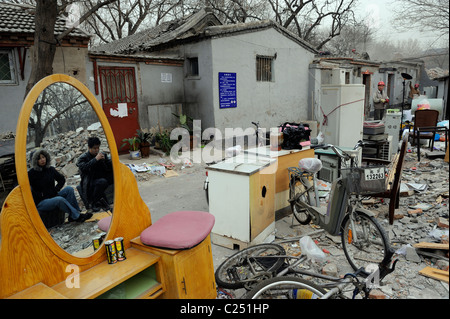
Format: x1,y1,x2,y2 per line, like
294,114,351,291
0,3,89,38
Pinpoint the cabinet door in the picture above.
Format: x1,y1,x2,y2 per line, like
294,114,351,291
176,239,216,299
250,164,275,241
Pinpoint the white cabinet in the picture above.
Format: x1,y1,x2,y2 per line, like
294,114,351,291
207,154,276,249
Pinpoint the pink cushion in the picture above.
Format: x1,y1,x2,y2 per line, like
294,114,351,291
98,216,112,232
140,211,215,249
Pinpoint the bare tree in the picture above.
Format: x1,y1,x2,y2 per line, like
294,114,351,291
23,0,118,98
29,82,96,146
83,0,183,46
391,0,449,39
83,0,359,50
204,0,359,50
325,16,376,56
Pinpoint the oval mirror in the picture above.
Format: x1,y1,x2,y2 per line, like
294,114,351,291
15,74,120,263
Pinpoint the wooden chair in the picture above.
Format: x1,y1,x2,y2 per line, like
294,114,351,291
409,109,439,161
362,134,408,225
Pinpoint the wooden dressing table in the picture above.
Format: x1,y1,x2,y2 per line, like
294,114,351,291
0,74,215,299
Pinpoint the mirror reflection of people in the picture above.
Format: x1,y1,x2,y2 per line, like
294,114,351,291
77,136,114,212
373,81,389,120
28,148,93,223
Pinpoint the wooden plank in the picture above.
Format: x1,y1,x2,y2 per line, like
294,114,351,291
414,242,449,250
51,248,160,299
419,266,449,283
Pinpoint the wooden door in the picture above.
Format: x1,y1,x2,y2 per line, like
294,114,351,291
99,67,139,152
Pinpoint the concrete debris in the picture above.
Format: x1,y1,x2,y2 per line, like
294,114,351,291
32,123,109,180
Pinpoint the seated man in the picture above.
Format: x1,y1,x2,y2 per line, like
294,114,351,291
77,136,114,212
28,148,92,224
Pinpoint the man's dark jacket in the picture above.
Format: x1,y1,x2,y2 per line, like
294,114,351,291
76,151,113,207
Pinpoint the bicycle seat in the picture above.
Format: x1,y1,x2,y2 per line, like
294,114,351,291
298,158,322,173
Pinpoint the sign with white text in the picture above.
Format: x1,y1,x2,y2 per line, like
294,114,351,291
219,72,237,109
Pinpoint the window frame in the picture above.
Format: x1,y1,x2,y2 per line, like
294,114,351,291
256,55,275,82
187,57,199,77
0,49,18,85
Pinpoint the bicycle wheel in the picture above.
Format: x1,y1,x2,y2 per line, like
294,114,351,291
246,276,327,299
215,244,286,289
289,175,312,225
341,210,390,275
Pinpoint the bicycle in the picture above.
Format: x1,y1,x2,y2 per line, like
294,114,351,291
214,239,398,296
214,141,392,289
288,141,390,274
246,247,398,299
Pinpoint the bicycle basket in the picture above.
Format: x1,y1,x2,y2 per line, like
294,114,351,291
341,166,386,195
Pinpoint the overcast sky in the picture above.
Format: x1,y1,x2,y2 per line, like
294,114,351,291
355,0,445,48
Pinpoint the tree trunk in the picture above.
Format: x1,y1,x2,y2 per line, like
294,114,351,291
24,0,58,99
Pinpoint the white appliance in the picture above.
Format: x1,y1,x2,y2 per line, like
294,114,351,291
207,154,277,249
320,84,365,148
317,155,339,183
379,135,393,161
384,112,401,155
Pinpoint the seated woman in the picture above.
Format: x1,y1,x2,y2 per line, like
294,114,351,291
28,148,92,223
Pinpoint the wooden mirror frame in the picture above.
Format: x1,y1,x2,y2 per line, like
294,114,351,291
15,74,121,264
1,74,152,298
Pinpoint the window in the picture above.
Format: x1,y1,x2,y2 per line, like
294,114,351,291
0,50,17,84
187,57,199,76
256,55,274,82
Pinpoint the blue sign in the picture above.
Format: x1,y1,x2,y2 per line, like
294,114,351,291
219,72,237,109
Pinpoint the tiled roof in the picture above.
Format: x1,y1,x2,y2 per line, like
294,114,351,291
0,3,89,38
91,7,318,55
91,8,220,54
204,20,317,54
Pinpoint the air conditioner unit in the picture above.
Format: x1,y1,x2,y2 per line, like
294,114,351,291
379,135,393,161
384,112,401,155
317,155,339,183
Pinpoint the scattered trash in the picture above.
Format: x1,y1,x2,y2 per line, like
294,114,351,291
183,158,193,167
408,203,434,211
405,183,428,192
299,236,326,263
395,244,412,256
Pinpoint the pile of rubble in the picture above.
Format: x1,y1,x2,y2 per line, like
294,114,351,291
36,123,108,185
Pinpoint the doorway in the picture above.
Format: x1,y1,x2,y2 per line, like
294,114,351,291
98,67,140,153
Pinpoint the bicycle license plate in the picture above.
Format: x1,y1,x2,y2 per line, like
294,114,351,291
364,167,384,180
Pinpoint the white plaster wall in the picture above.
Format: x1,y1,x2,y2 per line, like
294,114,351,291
209,28,315,134
183,40,215,130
